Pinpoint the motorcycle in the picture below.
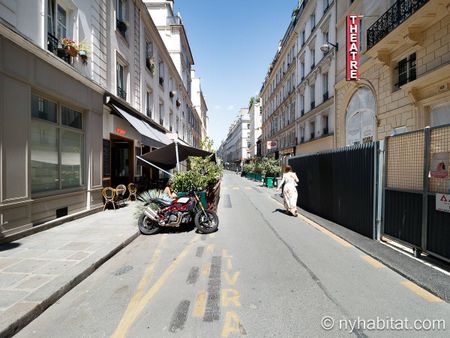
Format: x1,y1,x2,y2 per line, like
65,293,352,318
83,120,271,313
138,187,219,235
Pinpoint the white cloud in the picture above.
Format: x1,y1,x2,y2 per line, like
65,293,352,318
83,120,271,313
227,105,235,111
214,105,222,110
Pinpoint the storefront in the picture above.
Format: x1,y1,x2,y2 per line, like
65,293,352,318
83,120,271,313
102,97,171,190
0,36,104,239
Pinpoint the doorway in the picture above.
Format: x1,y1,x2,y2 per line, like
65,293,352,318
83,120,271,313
110,134,134,187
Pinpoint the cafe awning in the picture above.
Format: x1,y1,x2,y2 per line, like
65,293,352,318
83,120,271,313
110,104,171,147
139,142,215,169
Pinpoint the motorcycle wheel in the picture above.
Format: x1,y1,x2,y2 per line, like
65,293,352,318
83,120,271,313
138,214,160,235
194,210,219,234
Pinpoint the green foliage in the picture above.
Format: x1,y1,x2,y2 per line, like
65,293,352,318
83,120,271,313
200,137,214,152
254,160,263,174
172,156,222,192
261,157,281,177
134,189,169,219
243,163,254,173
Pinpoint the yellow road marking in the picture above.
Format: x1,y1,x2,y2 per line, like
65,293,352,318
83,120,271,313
112,237,199,338
201,263,210,276
210,233,216,239
193,291,207,317
207,244,214,253
221,289,241,307
223,271,240,285
222,311,246,337
401,281,442,303
112,234,166,336
361,255,384,269
225,257,233,270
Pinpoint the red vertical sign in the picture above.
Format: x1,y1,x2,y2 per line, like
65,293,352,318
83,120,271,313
346,15,359,81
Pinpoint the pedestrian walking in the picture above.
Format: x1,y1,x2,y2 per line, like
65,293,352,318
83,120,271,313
277,165,299,216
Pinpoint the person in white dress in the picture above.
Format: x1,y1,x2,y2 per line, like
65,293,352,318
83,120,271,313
277,165,299,216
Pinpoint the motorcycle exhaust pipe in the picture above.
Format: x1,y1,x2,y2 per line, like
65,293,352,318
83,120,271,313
143,207,159,221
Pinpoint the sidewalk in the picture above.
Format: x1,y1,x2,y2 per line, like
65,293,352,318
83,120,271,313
0,205,139,337
246,177,450,303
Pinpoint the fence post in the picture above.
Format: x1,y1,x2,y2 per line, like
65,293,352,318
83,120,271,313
420,127,431,256
375,140,385,241
381,137,389,240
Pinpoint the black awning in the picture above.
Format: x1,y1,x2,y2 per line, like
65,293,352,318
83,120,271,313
139,142,215,169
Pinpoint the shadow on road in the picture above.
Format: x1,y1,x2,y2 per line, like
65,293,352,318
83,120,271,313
0,242,21,251
273,208,295,217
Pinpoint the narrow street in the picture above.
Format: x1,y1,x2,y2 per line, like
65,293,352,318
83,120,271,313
16,172,450,338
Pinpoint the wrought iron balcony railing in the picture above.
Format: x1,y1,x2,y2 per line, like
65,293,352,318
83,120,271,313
117,86,127,100
367,0,429,50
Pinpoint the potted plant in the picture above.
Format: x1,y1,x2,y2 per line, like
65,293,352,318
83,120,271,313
117,19,128,34
146,57,155,75
61,38,78,57
77,41,90,64
261,157,281,188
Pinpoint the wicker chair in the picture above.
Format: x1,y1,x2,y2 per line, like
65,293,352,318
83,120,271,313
115,184,127,206
127,183,137,201
102,187,116,210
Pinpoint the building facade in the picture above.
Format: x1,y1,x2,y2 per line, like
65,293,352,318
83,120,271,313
260,0,336,164
217,109,250,170
0,0,207,239
335,0,450,147
248,97,262,158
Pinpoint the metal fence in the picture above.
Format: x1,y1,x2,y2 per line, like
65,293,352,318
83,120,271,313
289,143,377,238
383,124,450,262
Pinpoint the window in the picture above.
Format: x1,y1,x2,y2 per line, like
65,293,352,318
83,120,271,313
300,95,305,116
310,13,316,30
116,0,128,38
323,73,329,101
323,0,330,11
146,89,153,118
310,120,315,139
159,61,165,87
395,53,416,89
346,87,376,145
159,101,164,126
116,62,126,100
145,41,154,72
310,49,315,69
302,30,305,46
323,115,329,134
169,110,173,131
56,5,67,40
31,94,83,193
310,84,315,109
300,61,305,80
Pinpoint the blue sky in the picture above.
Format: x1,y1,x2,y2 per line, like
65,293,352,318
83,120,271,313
174,0,298,149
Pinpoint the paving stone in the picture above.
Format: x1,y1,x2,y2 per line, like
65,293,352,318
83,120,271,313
32,260,78,275
58,242,92,251
3,260,50,274
38,250,77,260
14,275,55,290
0,258,17,270
0,273,28,289
66,251,91,261
0,290,28,310
0,301,39,329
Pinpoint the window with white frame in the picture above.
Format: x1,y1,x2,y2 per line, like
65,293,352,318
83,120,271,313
310,13,316,30
310,48,315,69
146,89,153,118
47,1,72,41
31,94,84,193
310,120,315,139
310,84,315,109
323,72,329,100
159,101,164,126
116,60,127,100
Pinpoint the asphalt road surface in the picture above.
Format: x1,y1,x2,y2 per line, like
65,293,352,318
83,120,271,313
16,172,450,337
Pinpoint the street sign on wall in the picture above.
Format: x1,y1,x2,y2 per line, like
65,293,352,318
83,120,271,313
436,194,450,213
267,140,278,150
346,15,359,81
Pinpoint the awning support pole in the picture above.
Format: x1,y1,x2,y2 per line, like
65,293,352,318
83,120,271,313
175,139,180,172
136,156,173,177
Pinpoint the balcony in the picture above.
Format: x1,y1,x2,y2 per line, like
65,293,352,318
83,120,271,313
117,86,127,100
366,0,442,57
47,33,70,64
323,91,329,101
116,19,127,39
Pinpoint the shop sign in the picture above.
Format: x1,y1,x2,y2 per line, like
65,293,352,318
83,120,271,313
346,15,359,81
116,128,126,135
267,140,278,150
436,194,450,213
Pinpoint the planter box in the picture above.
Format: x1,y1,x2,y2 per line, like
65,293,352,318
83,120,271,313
177,191,207,209
265,177,275,188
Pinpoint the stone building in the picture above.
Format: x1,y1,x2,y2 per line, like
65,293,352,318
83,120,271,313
335,0,450,147
0,0,207,239
248,97,262,158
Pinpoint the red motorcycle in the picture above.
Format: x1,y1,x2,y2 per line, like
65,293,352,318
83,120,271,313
138,187,219,235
